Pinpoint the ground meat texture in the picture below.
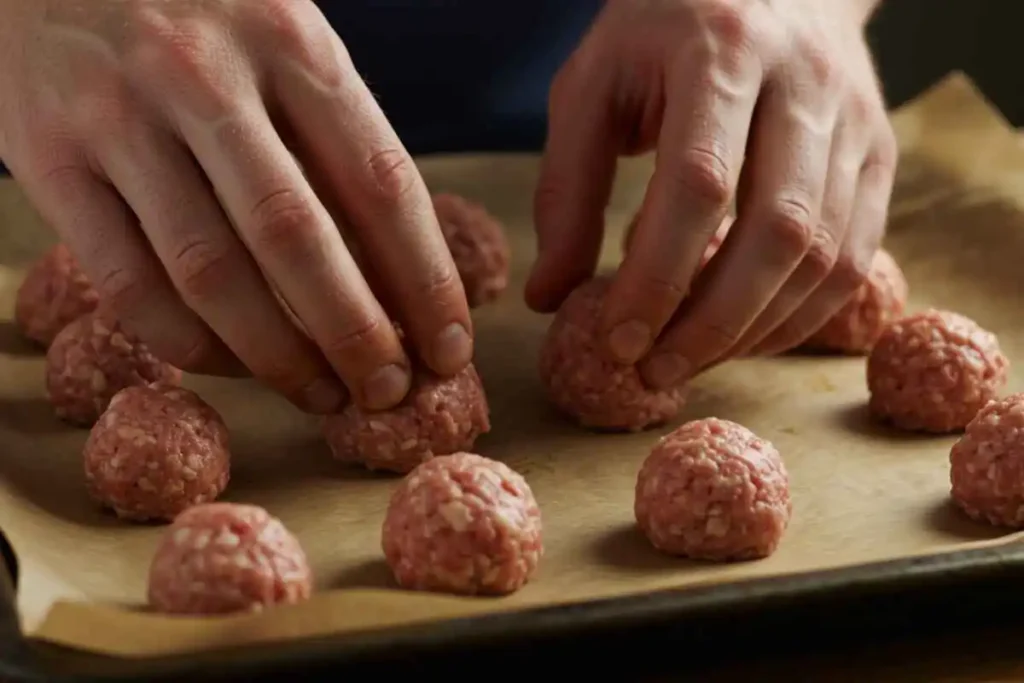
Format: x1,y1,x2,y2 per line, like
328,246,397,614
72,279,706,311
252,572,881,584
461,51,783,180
14,243,100,347
800,248,909,355
867,309,1009,433
381,452,542,595
432,193,511,308
538,276,686,432
83,384,230,522
45,306,181,427
634,418,791,561
949,394,1024,527
622,214,732,268
148,503,313,615
322,364,491,474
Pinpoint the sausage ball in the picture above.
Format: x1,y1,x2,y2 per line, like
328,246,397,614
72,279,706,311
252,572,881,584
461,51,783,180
148,503,313,615
45,306,181,427
381,452,543,596
800,248,909,355
634,418,792,561
432,193,511,308
538,276,686,432
14,243,99,347
322,364,491,474
950,393,1024,527
84,384,231,522
867,309,1009,433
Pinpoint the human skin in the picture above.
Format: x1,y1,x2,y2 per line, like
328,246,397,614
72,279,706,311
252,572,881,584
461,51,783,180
0,1,473,415
0,0,896,410
526,0,897,386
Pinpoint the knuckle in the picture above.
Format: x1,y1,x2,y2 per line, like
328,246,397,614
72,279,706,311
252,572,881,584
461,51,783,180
700,319,744,350
665,148,733,210
173,239,235,304
417,264,462,306
96,265,150,315
249,189,320,254
766,199,814,257
846,92,874,124
164,333,219,373
799,38,837,87
259,0,314,46
361,148,419,208
832,252,873,290
803,230,840,281
321,315,385,363
867,127,899,171
633,271,689,303
704,1,757,51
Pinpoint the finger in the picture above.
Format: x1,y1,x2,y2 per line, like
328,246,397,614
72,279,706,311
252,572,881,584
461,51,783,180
599,40,761,365
16,153,235,374
525,48,618,313
728,115,862,357
265,12,473,376
95,121,349,414
639,79,834,388
169,96,411,411
752,130,897,356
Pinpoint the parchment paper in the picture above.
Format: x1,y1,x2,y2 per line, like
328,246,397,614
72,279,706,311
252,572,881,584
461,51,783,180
1,72,1023,659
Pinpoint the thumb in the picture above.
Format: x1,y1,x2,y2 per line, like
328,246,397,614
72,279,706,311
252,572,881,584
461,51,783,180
525,57,618,313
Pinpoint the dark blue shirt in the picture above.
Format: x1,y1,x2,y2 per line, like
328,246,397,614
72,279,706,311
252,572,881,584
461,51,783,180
0,1,602,175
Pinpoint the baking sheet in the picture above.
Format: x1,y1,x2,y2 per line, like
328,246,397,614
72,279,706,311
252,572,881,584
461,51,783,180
1,72,1022,659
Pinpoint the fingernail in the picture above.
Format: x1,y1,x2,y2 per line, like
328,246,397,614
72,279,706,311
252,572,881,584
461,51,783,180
362,364,412,410
432,322,473,374
302,378,349,414
642,353,690,389
608,320,652,364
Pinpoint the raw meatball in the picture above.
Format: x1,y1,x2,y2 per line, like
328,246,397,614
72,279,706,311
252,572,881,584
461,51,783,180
148,503,313,615
83,384,230,522
381,452,543,595
867,309,1009,433
634,417,791,561
14,243,99,347
622,214,732,268
45,306,181,427
800,248,909,354
538,276,686,431
950,393,1024,527
322,364,491,474
432,193,511,308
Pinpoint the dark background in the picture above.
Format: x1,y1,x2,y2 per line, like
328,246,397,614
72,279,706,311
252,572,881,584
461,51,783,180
870,1,1024,122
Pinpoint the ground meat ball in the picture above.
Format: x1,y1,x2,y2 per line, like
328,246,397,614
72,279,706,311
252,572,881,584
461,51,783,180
800,248,909,355
381,452,542,595
83,384,230,522
538,276,686,432
14,243,100,347
148,503,313,615
322,364,491,474
432,193,511,308
45,306,181,427
950,394,1024,527
634,418,791,561
867,309,1009,433
622,214,732,268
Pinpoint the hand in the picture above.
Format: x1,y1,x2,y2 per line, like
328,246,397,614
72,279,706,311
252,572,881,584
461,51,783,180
0,0,473,413
527,0,898,386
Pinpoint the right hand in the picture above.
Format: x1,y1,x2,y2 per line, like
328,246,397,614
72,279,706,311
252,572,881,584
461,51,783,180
0,0,473,414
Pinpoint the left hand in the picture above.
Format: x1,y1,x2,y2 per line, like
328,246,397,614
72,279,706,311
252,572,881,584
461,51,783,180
526,0,898,387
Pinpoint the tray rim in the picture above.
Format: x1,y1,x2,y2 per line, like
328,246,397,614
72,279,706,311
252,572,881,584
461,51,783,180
4,536,1024,681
